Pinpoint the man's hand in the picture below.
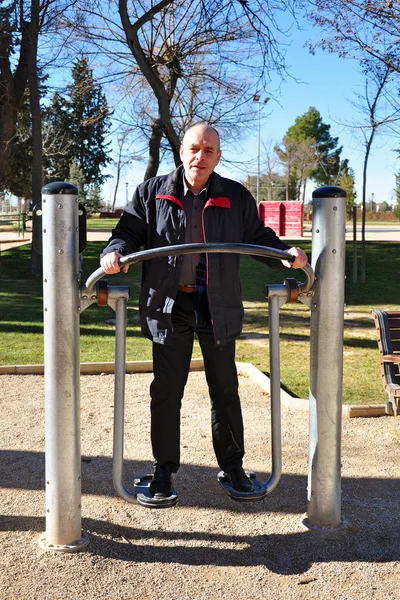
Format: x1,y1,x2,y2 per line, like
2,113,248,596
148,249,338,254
281,247,308,269
100,252,129,274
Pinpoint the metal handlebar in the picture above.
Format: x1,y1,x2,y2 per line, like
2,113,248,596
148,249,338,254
83,243,314,295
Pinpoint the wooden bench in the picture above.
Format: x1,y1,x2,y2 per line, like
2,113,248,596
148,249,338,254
371,309,400,416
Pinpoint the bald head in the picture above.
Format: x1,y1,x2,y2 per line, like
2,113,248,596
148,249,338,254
182,124,221,151
180,124,222,194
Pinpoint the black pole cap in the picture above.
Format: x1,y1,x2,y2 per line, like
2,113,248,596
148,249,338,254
312,186,347,198
41,181,78,195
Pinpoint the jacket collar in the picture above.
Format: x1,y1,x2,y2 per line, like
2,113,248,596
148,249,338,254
160,166,225,200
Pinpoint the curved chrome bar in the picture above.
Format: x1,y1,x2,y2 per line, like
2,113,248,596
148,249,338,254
260,292,283,495
112,296,138,504
299,263,315,295
83,243,315,294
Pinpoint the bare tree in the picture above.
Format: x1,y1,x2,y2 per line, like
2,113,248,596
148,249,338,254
63,0,300,178
110,129,143,210
343,63,400,283
306,0,400,73
261,140,283,201
274,137,317,201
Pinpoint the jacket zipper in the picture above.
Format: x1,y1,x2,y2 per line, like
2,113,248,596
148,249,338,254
202,197,231,345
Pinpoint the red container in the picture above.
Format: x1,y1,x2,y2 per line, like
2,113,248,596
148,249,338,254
258,201,303,236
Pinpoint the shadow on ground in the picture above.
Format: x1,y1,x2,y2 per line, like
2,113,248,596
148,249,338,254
1,450,399,575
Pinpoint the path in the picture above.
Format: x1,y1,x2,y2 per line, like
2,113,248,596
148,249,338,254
1,222,400,253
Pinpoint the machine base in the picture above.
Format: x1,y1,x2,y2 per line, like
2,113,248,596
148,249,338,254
217,470,267,502
134,474,179,508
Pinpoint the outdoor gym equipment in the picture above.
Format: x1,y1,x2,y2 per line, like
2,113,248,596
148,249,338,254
84,243,313,507
34,182,346,551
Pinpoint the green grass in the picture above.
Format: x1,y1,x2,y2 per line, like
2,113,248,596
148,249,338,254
0,240,399,405
86,217,119,230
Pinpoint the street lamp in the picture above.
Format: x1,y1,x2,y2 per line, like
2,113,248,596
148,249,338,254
253,94,270,204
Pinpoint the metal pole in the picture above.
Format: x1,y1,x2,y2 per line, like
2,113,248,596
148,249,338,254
266,291,284,492
352,204,357,284
39,182,89,551
303,185,346,530
112,295,137,503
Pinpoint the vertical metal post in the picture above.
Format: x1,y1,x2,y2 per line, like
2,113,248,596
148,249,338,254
304,185,347,530
352,204,357,284
266,291,284,492
39,182,89,551
111,295,137,503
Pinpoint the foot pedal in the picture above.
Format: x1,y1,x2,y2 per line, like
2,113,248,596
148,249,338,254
217,470,267,502
134,474,179,508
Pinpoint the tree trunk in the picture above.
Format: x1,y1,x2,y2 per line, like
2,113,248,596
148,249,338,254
360,131,374,284
111,169,120,212
360,65,390,284
0,105,16,185
118,0,181,165
25,2,43,277
301,178,307,203
0,24,29,187
144,117,164,180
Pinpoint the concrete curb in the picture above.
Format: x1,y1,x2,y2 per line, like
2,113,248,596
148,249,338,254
235,362,388,418
0,359,205,376
0,359,387,418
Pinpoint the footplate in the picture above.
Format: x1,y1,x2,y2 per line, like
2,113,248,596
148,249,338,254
217,470,267,502
134,474,179,508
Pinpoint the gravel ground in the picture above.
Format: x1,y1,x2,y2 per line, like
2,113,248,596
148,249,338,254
1,371,399,600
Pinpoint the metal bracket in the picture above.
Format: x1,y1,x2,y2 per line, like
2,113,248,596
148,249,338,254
80,281,130,312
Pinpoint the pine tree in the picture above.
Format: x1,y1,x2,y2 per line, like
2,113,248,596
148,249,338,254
86,183,103,216
284,107,345,187
43,57,111,186
338,169,357,218
68,57,111,185
43,92,73,181
4,87,33,201
68,159,87,205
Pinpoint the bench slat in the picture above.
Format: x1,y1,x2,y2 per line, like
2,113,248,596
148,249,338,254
371,309,400,416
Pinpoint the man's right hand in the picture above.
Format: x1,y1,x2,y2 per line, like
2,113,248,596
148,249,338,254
100,252,129,274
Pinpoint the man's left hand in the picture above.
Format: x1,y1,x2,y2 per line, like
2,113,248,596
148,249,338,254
282,247,308,269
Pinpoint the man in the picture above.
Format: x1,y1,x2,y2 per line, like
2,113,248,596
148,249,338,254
100,124,307,503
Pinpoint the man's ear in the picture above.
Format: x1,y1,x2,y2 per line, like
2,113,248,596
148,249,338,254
179,146,184,161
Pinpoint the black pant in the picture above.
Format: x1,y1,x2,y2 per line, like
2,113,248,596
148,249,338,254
150,291,245,474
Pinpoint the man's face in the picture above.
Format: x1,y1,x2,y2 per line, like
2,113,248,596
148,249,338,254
180,126,222,192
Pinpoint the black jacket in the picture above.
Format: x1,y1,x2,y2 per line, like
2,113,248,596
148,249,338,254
101,167,290,346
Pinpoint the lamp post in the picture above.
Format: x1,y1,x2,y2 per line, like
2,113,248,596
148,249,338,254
253,95,270,204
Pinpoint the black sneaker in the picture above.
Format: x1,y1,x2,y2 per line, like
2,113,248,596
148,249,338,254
227,467,254,493
149,466,173,499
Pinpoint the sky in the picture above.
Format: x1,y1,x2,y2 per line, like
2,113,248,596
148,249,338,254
104,18,399,210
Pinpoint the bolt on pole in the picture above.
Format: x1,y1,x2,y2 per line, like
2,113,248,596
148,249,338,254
303,186,347,531
38,182,89,551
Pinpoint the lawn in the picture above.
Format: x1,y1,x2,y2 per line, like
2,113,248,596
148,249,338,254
86,217,120,230
0,240,398,405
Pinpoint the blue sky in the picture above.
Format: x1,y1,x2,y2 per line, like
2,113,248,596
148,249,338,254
104,19,399,209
